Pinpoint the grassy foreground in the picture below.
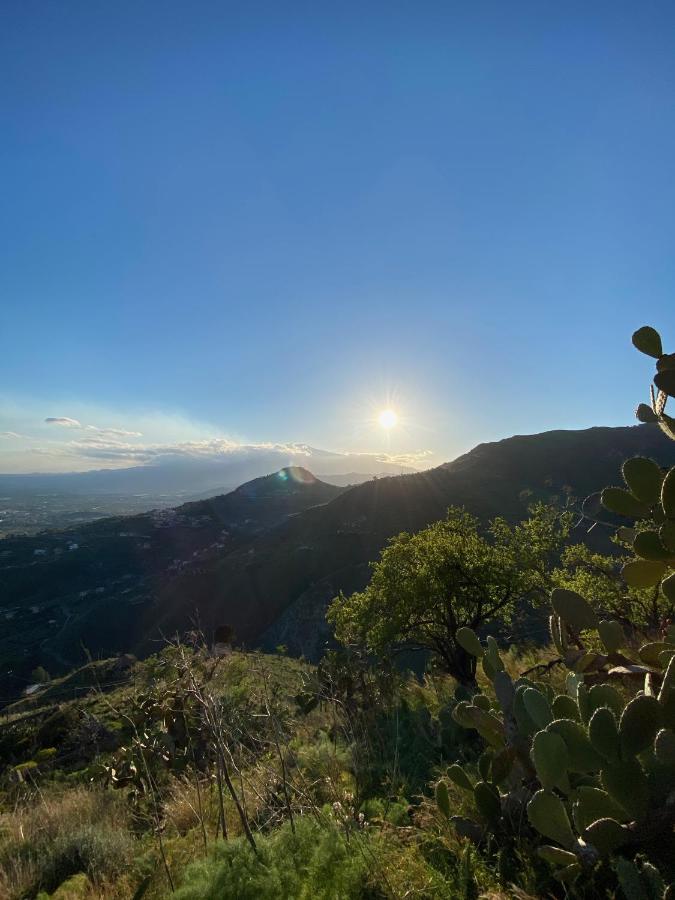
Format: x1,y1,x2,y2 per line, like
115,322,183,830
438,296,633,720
0,641,560,899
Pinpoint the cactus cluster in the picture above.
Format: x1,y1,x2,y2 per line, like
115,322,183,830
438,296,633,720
436,604,675,887
599,454,675,605
633,326,675,442
434,326,675,893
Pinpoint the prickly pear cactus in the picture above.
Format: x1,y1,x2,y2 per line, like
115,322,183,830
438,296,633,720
633,326,675,442
433,327,675,894
438,612,675,887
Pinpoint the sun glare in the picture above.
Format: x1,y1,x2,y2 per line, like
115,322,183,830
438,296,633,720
378,409,398,429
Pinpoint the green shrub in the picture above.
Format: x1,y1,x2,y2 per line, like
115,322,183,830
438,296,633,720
173,817,372,900
39,824,131,892
295,731,353,794
0,789,133,898
42,872,91,899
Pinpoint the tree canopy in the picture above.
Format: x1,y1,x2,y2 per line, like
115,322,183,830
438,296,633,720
554,541,674,634
328,504,570,684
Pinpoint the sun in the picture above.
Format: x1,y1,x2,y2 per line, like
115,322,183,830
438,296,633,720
378,409,398,430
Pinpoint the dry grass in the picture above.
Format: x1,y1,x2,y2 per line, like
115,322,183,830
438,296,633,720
164,776,215,838
0,786,132,899
0,786,127,846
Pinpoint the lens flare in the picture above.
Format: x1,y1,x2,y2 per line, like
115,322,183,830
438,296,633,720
378,409,398,429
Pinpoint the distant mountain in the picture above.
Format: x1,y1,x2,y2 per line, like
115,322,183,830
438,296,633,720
4,424,675,700
177,467,344,526
0,449,413,535
317,472,400,487
0,447,415,496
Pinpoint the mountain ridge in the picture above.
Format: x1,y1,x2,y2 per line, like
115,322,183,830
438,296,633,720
3,424,675,700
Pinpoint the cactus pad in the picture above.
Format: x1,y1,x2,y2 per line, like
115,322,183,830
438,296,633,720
551,588,599,631
447,764,473,792
526,790,576,849
486,635,505,672
662,573,675,604
547,718,603,773
456,627,484,657
621,559,667,589
523,688,554,729
660,519,675,551
655,369,675,399
632,326,663,358
639,642,675,666
662,467,675,518
435,780,451,819
636,403,658,423
493,671,515,715
619,694,662,758
584,817,628,855
654,728,675,766
587,683,623,719
531,730,570,793
597,620,624,654
601,758,648,820
474,781,501,824
659,654,675,702
601,487,650,519
552,694,580,721
622,458,663,505
633,530,673,561
572,786,626,832
589,707,620,762
538,846,578,867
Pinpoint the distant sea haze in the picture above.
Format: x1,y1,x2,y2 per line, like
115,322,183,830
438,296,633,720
0,446,417,496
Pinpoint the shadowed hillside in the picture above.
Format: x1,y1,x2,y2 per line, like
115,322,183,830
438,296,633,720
4,425,675,696
0,468,344,699
151,424,675,659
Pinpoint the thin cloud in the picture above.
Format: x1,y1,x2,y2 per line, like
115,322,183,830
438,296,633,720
0,431,25,439
44,417,141,437
370,449,434,467
84,425,143,437
45,416,82,428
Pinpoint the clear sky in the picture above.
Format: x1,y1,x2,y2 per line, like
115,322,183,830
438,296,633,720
2,1,675,473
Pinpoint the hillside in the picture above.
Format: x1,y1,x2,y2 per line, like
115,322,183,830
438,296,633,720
223,424,675,657
3,424,675,699
0,468,344,699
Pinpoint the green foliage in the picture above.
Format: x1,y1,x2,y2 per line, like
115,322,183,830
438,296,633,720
41,873,91,899
434,324,675,894
328,504,570,683
173,818,371,900
9,824,132,895
446,602,675,887
613,854,667,900
555,543,673,632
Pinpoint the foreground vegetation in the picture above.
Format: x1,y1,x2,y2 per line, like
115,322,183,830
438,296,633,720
2,325,675,898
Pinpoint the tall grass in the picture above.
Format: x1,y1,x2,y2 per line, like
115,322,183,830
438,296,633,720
0,786,133,898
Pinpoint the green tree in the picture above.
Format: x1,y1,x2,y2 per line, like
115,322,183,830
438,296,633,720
554,542,673,633
327,504,570,685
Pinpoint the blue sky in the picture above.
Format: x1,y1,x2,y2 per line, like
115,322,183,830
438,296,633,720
2,1,675,473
